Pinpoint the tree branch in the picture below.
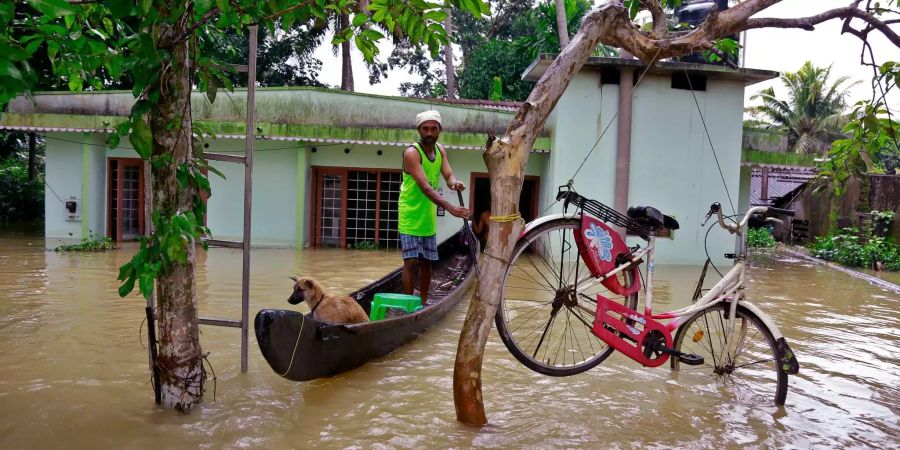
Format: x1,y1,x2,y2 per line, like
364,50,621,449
259,0,317,23
640,0,667,39
591,0,898,64
744,6,900,47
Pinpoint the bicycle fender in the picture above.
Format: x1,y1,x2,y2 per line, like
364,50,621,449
739,300,800,375
738,301,784,340
520,213,580,238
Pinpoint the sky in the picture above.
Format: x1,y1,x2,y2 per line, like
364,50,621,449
311,0,899,111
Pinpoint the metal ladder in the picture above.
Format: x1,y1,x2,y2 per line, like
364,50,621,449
197,25,258,373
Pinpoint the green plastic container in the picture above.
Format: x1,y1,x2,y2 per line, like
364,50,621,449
369,293,423,321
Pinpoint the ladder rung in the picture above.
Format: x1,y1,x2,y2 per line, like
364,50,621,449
199,317,243,328
205,152,246,164
207,239,243,248
232,64,249,73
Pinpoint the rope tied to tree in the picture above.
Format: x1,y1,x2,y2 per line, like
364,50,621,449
489,212,522,222
482,251,513,267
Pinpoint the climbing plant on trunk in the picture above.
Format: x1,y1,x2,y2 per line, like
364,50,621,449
454,0,900,426
3,0,488,413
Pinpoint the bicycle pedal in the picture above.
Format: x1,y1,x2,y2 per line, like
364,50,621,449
678,353,704,366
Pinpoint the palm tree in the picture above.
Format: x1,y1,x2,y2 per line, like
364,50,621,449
749,61,859,154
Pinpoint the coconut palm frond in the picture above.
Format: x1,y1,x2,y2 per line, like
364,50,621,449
751,61,859,154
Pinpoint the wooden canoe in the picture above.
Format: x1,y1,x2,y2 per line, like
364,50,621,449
254,228,476,381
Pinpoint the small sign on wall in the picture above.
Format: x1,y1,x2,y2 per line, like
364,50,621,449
64,196,81,221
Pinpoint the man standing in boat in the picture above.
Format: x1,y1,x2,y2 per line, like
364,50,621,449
399,110,469,305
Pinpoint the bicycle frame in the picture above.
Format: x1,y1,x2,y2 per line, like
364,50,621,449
561,206,791,365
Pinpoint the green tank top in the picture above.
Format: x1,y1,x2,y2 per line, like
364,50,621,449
398,142,443,236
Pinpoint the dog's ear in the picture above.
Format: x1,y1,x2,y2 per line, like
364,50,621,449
289,276,298,283
302,279,314,289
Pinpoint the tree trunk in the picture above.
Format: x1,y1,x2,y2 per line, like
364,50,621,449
340,13,354,91
555,0,570,48
27,132,36,181
444,11,457,99
453,4,630,426
151,27,204,413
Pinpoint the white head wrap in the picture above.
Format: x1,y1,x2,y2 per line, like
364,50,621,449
416,110,442,128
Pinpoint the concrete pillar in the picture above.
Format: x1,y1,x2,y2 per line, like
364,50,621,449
295,144,308,248
614,68,635,221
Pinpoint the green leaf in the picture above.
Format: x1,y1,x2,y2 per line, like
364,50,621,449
138,273,155,300
108,0,132,18
362,29,385,41
28,0,76,16
67,72,82,91
352,13,368,27
118,276,136,297
129,118,152,159
206,76,218,103
117,262,133,281
424,10,447,22
0,61,22,81
206,164,226,179
106,133,121,149
0,3,13,26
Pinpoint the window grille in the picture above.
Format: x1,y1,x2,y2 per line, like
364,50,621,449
320,174,343,247
378,172,402,249
347,171,377,246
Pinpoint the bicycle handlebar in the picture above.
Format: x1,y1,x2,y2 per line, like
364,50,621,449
708,204,796,234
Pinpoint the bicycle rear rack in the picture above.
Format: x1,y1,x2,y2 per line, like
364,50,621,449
559,190,652,240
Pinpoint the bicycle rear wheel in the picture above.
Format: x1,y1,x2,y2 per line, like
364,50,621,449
495,218,638,376
672,302,788,405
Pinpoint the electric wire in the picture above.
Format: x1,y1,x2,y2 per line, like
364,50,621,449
541,47,663,217
683,69,737,216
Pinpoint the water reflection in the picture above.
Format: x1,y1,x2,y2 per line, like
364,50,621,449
0,232,897,448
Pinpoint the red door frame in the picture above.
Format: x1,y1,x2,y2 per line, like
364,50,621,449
107,157,146,242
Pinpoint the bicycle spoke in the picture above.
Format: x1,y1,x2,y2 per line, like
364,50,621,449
673,303,786,405
496,219,637,376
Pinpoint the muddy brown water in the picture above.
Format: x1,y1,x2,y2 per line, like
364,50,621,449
1,232,898,448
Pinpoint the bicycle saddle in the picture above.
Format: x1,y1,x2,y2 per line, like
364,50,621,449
626,206,680,231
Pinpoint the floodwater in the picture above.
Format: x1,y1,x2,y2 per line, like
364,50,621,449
1,232,898,449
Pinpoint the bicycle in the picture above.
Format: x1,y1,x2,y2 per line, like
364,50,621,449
495,185,800,405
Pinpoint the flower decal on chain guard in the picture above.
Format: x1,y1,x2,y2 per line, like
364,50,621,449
584,223,614,262
576,216,641,296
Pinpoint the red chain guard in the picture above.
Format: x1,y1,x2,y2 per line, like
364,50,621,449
576,215,641,296
593,295,672,367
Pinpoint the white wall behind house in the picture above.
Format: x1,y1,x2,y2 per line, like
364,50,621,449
543,70,746,265
206,139,299,247
628,76,745,265
44,133,84,243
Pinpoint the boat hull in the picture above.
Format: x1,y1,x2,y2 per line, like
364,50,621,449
254,230,476,381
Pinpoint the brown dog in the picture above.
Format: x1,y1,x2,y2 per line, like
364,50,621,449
288,276,369,324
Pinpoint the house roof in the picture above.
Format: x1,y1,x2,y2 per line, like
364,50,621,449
0,87,551,152
749,166,818,206
522,55,779,85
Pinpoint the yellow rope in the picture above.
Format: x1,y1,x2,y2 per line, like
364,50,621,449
279,314,306,378
490,212,521,222
307,376,345,388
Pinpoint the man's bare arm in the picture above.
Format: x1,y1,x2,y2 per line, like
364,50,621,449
438,145,464,191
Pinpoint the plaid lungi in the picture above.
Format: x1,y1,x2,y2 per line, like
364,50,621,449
400,233,439,261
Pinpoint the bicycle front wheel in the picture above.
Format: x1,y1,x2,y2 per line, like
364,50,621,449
672,302,788,405
495,218,638,376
